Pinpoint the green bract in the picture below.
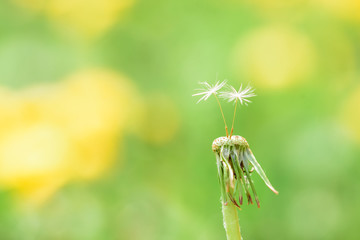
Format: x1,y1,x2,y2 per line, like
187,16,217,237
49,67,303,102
213,135,278,208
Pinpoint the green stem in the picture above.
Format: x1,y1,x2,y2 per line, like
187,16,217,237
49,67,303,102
222,200,242,240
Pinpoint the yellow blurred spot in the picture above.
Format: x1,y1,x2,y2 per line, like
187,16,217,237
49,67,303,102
46,70,136,140
46,0,133,38
0,124,72,184
0,69,138,204
50,70,138,179
12,0,46,11
12,0,134,38
232,26,316,90
319,30,355,76
243,0,304,11
314,0,360,22
131,94,180,145
341,85,360,143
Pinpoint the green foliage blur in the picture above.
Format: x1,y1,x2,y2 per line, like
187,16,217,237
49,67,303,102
0,0,360,239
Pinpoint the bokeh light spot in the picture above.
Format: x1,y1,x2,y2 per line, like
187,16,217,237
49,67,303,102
0,68,139,203
232,25,316,90
341,84,360,143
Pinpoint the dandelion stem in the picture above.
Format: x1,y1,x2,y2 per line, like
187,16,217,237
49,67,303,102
230,99,238,138
214,94,229,137
222,200,242,240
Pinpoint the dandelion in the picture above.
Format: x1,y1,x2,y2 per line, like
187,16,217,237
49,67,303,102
193,80,277,240
193,80,229,136
212,135,278,240
213,135,278,208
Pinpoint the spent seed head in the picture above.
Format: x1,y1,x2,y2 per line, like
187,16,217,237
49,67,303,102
213,135,278,208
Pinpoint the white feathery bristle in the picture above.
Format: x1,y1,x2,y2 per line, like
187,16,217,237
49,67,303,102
192,80,227,103
219,84,256,105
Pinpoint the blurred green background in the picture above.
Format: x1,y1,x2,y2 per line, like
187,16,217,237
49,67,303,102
0,0,360,239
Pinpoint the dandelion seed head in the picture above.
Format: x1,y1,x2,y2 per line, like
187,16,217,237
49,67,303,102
230,135,248,147
213,135,278,209
220,84,256,105
212,136,230,152
212,135,249,152
192,80,227,103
